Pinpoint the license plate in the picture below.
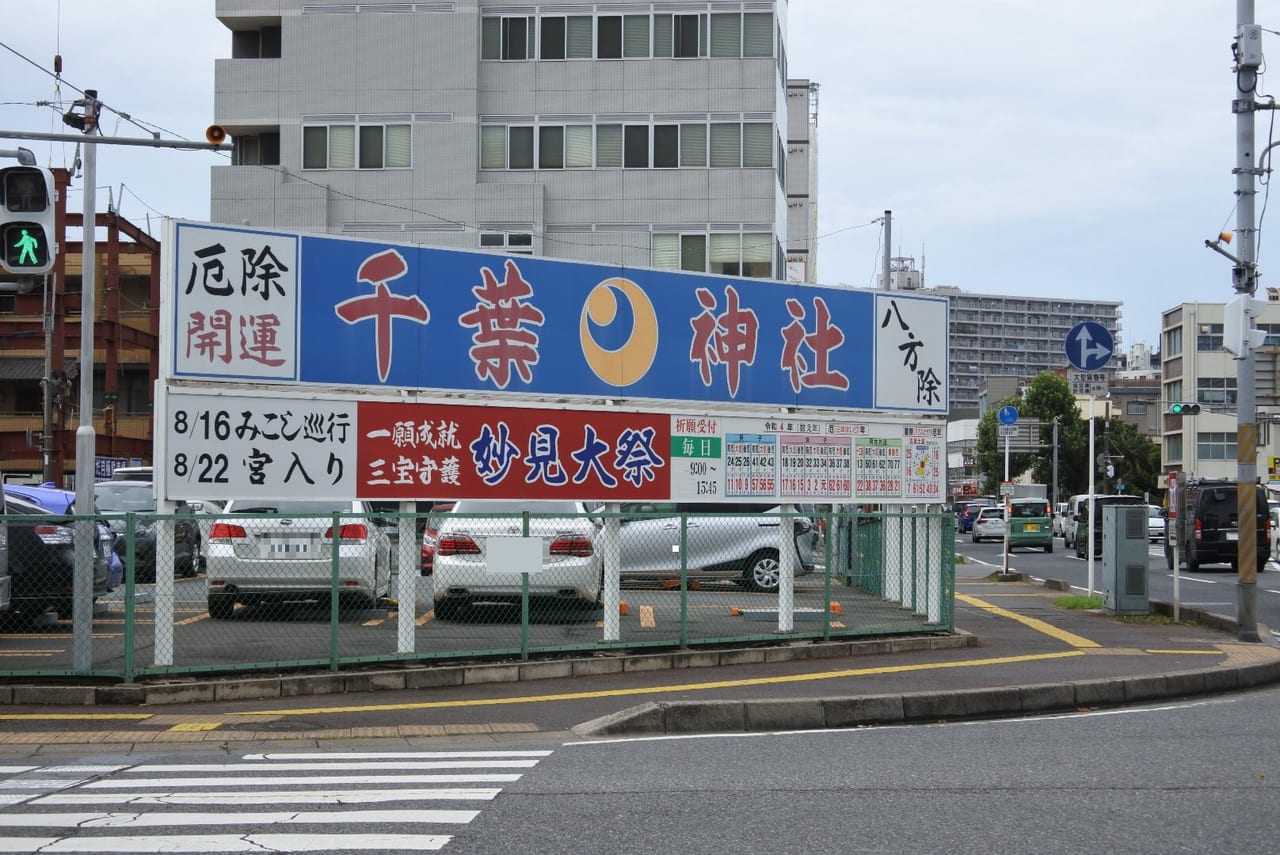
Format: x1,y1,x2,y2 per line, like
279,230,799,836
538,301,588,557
1024,524,1038,532
1227,531,1239,541
263,539,310,556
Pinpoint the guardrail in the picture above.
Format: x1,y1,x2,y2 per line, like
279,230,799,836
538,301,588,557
0,508,953,682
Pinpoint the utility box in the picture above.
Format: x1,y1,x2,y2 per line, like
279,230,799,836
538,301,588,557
1102,504,1149,614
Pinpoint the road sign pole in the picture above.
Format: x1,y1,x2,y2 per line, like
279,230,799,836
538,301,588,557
1087,392,1096,597
1003,432,1011,574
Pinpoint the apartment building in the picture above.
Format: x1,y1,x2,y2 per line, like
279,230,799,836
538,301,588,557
211,0,815,283
897,283,1123,418
1160,299,1280,482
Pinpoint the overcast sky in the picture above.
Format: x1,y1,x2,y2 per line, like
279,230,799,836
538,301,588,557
1,1,1258,350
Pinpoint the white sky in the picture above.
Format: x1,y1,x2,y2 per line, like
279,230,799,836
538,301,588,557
0,1,1260,350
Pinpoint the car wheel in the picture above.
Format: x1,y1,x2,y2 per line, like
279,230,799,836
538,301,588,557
207,594,235,620
743,549,781,592
1188,554,1200,572
971,534,979,543
433,596,462,621
1045,540,1053,554
1165,548,1174,571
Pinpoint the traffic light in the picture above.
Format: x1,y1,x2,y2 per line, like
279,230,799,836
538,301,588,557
0,166,55,275
1168,402,1201,416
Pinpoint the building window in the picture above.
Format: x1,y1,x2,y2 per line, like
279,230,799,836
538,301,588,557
1196,323,1223,351
655,13,705,58
303,124,409,170
1196,376,1237,406
231,25,281,59
1165,433,1182,463
1125,400,1148,415
624,125,649,168
1259,322,1280,346
480,232,534,255
1197,431,1237,460
654,232,772,278
482,120,774,171
234,132,280,166
1163,325,1183,356
624,15,650,57
598,15,623,58
482,16,535,60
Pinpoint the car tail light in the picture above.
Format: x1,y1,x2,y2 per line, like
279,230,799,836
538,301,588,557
324,523,369,543
209,523,248,542
437,533,481,555
1194,518,1202,543
550,534,594,557
33,523,73,545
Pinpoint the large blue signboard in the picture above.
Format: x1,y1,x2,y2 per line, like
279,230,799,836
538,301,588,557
167,222,948,413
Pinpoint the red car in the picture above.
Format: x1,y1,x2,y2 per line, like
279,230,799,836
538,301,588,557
419,502,456,575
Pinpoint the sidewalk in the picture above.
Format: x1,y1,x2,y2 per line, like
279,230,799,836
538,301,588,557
0,572,1278,748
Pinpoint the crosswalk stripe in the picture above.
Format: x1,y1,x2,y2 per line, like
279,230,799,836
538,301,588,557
245,750,552,760
34,787,503,805
129,759,540,772
82,773,523,788
0,808,480,827
0,833,451,852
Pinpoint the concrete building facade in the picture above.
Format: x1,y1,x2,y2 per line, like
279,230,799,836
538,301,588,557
211,0,815,283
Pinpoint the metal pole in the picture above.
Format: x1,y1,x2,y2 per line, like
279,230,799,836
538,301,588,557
1051,417,1060,519
70,135,97,671
41,273,54,483
1002,431,1010,574
881,210,891,290
1234,0,1261,642
1087,393,1096,596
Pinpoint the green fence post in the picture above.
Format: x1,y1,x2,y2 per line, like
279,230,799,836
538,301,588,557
122,520,135,682
822,511,833,640
329,512,340,671
521,511,530,661
679,512,689,648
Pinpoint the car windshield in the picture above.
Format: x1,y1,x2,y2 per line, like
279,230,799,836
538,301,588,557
1149,506,1162,519
93,483,155,513
1010,503,1046,518
979,509,1004,520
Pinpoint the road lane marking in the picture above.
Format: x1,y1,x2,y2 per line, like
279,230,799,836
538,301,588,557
240,650,1087,716
955,592,1101,648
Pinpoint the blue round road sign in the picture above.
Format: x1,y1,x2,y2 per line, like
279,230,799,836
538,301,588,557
997,405,1019,426
1066,321,1113,372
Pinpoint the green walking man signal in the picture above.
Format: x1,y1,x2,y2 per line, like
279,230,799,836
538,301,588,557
0,165,55,275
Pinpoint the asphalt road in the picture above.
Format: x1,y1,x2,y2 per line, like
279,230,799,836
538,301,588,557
1,686,1276,854
956,531,1280,637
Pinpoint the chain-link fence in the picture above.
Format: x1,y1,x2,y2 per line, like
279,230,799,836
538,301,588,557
0,506,953,681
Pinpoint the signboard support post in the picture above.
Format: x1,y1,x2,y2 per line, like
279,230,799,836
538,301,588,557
397,502,415,654
1087,394,1096,596
602,504,621,642
778,503,796,633
152,379,174,667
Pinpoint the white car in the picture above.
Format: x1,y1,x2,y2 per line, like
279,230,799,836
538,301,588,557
432,499,602,620
1147,505,1165,542
205,499,392,619
971,506,1005,543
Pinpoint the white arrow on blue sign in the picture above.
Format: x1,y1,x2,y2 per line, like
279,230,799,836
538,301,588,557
1066,321,1113,372
997,405,1019,426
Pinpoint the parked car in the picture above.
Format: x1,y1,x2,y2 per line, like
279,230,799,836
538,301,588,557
432,499,602,619
1271,506,1280,568
108,466,153,482
1,489,110,619
971,506,1005,542
420,501,456,576
0,493,9,614
205,498,393,618
6,482,123,588
1007,498,1053,552
1147,505,1165,542
93,480,201,581
1165,480,1269,572
1074,495,1146,559
615,502,817,592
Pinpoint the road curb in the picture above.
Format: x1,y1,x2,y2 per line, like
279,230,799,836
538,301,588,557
0,631,978,707
570,657,1280,737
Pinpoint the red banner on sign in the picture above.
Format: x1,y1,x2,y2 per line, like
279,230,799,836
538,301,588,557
356,401,670,501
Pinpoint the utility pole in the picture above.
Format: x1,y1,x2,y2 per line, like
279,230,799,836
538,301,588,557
1232,4,1262,643
881,210,891,291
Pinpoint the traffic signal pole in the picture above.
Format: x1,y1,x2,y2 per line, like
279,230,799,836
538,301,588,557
1232,2,1261,643
70,131,97,671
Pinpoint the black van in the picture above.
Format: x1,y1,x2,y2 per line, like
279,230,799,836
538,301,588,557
1074,495,1146,558
1165,481,1270,572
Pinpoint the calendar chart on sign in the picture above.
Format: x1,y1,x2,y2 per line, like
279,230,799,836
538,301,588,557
779,434,852,499
725,434,777,498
